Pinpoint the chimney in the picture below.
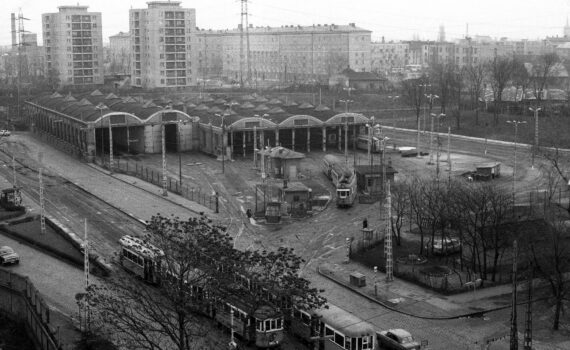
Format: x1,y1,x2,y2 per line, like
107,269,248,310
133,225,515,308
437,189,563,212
382,36,385,43
11,13,17,48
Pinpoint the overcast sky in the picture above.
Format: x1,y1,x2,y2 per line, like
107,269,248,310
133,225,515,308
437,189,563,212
2,0,570,46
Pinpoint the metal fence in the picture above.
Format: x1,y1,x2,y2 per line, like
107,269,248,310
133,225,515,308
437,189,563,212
104,157,219,212
0,269,64,350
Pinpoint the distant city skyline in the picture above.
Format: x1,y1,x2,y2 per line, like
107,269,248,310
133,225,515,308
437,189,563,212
2,0,570,46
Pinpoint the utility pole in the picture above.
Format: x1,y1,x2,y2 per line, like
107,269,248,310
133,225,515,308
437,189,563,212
529,107,541,169
39,167,45,234
385,182,393,282
239,0,251,87
523,268,533,350
510,239,519,350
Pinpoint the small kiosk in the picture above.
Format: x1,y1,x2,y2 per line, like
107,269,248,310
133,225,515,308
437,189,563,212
0,187,23,211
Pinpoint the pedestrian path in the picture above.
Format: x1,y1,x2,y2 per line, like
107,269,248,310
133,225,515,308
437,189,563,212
319,260,515,319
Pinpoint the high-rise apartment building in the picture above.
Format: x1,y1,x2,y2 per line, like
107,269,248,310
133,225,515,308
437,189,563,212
42,5,104,86
130,1,197,88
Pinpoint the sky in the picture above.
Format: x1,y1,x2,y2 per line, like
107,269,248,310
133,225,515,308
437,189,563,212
2,0,570,46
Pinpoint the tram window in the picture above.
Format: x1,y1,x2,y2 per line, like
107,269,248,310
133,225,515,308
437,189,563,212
277,318,282,329
345,336,351,349
265,319,271,330
334,332,344,347
256,320,263,331
301,313,311,325
325,326,334,337
357,337,363,349
363,336,372,349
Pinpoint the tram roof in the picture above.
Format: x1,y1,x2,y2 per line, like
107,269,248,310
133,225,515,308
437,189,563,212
119,235,164,259
315,304,376,337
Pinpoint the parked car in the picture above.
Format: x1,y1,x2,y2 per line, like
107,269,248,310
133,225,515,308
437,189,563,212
0,130,11,136
0,246,20,265
425,237,461,255
377,329,421,350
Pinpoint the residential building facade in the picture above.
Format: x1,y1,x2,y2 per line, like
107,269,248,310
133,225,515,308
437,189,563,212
196,23,371,86
370,41,409,74
129,1,197,89
42,5,104,86
108,31,131,74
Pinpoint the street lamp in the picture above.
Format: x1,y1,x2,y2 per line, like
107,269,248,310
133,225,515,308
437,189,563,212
507,120,527,206
424,93,439,133
215,113,227,174
428,113,445,165
366,116,380,167
161,104,172,197
343,86,356,97
94,103,108,167
339,99,353,113
529,107,541,169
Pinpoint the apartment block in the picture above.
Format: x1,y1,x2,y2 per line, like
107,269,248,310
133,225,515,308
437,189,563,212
370,41,409,73
196,23,371,85
130,1,197,89
42,5,104,86
109,31,131,74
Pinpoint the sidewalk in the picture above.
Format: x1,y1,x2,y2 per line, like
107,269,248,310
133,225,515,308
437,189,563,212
319,260,514,319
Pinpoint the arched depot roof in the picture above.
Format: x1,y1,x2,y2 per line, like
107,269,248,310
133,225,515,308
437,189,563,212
326,113,369,125
27,90,198,126
279,114,324,128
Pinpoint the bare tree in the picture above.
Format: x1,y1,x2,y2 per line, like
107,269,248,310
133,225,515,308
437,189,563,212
465,62,486,125
528,217,570,330
390,180,411,246
87,214,237,350
511,57,530,115
528,53,560,112
487,55,516,125
401,77,427,128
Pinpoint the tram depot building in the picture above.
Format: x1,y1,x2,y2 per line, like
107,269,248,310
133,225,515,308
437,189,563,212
24,90,377,163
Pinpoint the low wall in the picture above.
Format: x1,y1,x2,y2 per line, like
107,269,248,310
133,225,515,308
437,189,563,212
0,269,63,350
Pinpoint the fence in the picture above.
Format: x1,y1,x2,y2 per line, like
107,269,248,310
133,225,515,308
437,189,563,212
102,157,219,212
0,269,64,350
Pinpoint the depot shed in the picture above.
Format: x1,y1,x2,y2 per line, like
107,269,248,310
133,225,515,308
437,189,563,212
476,162,501,179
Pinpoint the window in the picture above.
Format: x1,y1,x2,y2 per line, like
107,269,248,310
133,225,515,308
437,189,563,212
334,332,345,347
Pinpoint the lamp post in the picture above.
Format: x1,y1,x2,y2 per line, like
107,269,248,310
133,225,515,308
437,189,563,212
339,99,353,113
507,120,527,206
343,86,356,97
428,113,445,165
425,93,439,133
215,113,227,174
529,107,541,169
94,103,108,167
161,105,172,197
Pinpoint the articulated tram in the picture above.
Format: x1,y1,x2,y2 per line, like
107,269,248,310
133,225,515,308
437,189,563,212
118,235,285,349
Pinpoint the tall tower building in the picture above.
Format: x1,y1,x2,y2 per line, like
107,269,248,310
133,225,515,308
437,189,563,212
130,1,197,89
42,5,104,86
564,17,570,38
438,24,446,42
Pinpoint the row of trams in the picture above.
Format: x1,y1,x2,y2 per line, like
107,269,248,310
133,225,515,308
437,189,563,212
118,235,419,350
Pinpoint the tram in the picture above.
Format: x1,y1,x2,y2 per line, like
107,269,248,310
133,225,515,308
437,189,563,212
322,155,357,207
118,235,285,348
356,135,383,153
290,304,377,350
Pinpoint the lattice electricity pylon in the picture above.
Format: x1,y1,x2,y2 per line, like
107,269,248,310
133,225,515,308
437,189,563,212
84,219,89,291
385,182,393,282
12,156,16,187
39,168,45,234
161,124,167,196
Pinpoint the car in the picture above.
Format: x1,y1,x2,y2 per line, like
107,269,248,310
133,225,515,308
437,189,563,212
377,329,421,350
425,237,461,255
0,130,11,136
0,246,20,265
